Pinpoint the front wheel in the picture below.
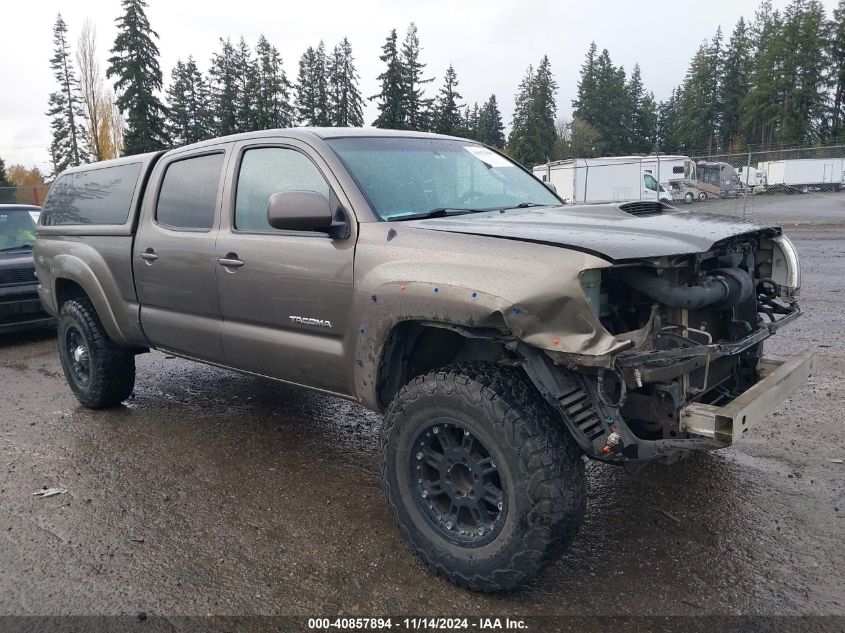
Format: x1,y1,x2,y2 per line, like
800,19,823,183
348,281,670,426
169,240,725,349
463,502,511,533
380,364,585,592
57,297,135,409
684,192,694,204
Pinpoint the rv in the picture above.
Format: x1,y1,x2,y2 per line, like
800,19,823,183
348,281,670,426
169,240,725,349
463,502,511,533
532,155,695,204
696,161,741,199
757,158,844,192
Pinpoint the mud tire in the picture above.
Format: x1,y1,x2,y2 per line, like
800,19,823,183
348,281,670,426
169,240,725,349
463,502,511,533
57,297,135,409
380,363,585,592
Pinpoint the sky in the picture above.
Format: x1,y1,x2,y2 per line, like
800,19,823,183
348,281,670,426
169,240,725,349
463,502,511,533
0,0,838,173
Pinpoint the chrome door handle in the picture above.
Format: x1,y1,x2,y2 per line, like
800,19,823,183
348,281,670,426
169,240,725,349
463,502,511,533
217,256,244,268
139,250,158,261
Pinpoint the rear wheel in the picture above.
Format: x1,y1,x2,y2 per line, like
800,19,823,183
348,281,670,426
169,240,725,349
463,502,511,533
380,363,585,592
57,298,135,409
698,191,707,200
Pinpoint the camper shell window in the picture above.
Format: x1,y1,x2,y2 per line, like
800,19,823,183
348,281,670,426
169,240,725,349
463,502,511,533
41,163,143,226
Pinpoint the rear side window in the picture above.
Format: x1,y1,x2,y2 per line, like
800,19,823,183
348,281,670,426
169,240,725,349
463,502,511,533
156,153,224,230
235,147,329,232
41,163,142,225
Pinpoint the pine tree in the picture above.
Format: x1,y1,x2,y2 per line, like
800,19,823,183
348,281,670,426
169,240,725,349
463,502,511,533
401,23,434,131
477,94,505,148
742,2,784,146
254,35,294,129
47,14,88,173
777,0,828,144
233,37,258,132
720,18,751,149
508,65,542,165
295,43,330,126
675,29,722,153
831,0,845,140
572,42,599,128
532,55,558,160
625,64,644,152
209,38,239,136
107,0,168,154
573,46,627,154
371,29,407,129
657,87,682,152
165,57,212,146
433,65,463,135
327,37,364,126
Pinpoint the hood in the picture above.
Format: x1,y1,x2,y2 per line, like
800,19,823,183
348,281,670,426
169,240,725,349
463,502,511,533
406,204,779,261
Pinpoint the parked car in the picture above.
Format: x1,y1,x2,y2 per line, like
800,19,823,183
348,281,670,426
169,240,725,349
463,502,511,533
35,129,812,591
0,204,54,333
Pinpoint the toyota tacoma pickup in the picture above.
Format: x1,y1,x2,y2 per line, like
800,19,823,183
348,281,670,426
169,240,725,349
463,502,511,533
35,129,813,592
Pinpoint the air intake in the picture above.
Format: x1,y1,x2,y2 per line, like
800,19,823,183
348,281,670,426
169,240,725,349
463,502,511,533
618,201,670,217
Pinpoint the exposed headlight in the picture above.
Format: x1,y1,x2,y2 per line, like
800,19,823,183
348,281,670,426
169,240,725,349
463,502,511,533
771,235,801,299
579,269,607,316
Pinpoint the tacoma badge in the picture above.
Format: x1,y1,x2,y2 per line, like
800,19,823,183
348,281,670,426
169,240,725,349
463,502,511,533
289,315,333,328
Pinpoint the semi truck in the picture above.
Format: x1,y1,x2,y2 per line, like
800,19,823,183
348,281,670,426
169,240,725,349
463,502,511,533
531,155,696,204
757,158,845,192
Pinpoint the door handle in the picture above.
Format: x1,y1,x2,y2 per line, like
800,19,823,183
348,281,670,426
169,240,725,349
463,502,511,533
217,254,244,268
139,249,158,262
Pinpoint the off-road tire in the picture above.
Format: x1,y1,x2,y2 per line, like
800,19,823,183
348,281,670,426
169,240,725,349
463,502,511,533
380,363,585,592
57,297,135,409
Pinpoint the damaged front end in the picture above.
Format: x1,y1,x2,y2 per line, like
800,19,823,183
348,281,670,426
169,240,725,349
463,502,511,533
519,231,813,468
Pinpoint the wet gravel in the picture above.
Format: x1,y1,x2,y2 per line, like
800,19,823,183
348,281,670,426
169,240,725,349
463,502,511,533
0,225,843,620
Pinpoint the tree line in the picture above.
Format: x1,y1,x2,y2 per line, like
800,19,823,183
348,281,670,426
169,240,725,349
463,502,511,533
28,0,845,178
573,0,845,157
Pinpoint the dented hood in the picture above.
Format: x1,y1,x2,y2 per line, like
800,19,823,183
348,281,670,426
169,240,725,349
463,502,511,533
407,205,779,261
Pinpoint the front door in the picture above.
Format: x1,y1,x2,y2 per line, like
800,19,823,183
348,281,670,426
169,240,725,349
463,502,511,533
214,141,355,393
642,172,659,201
134,150,228,362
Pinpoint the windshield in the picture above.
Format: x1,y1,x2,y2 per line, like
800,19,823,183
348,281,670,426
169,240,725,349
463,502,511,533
326,137,560,221
0,209,36,250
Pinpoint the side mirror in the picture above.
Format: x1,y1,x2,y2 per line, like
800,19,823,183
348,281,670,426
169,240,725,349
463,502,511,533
544,181,557,194
267,191,333,232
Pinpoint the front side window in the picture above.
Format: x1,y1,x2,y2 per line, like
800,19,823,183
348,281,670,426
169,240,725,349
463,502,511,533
0,209,36,250
235,147,330,232
41,163,142,226
156,153,224,230
643,174,659,191
326,137,560,221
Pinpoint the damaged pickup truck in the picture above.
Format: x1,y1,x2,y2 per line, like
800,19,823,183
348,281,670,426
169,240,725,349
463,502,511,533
34,129,813,592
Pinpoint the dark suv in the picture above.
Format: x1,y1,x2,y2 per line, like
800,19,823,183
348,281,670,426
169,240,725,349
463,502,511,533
0,204,53,332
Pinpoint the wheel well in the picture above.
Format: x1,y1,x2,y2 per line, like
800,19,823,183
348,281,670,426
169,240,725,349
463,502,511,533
376,321,510,409
54,278,88,309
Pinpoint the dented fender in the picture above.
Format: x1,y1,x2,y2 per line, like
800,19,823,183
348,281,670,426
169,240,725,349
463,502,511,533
348,223,628,408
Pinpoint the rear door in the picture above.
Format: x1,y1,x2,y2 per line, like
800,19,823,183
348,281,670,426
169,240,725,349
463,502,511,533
214,139,355,393
133,148,229,362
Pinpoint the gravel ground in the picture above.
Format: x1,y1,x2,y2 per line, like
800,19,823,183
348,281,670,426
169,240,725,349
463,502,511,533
0,224,843,627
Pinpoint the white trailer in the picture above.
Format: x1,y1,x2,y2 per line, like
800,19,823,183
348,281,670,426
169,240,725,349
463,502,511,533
757,158,845,191
532,155,693,204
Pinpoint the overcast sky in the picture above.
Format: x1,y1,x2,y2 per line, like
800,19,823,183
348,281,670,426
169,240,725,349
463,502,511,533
0,0,837,173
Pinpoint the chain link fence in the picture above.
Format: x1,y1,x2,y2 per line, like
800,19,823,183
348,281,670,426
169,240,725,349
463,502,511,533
687,143,845,224
533,143,845,225
0,186,51,207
